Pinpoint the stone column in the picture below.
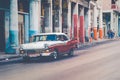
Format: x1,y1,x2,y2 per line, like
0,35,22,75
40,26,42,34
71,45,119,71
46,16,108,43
99,9,103,39
88,9,91,38
50,0,53,32
79,7,85,43
73,3,78,41
24,14,29,43
29,0,40,37
59,0,62,33
84,8,89,41
9,0,18,53
67,1,71,38
93,6,98,40
110,11,113,30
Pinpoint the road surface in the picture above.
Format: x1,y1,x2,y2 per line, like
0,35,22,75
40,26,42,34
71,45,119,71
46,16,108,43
0,40,120,80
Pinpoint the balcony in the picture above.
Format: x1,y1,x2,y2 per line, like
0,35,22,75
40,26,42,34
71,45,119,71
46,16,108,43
111,4,118,10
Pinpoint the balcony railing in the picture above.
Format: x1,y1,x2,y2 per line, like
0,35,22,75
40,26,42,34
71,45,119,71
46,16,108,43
111,4,118,9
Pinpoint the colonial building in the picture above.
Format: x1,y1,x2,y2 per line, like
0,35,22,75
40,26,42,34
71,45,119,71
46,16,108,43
88,0,103,40
101,0,120,37
0,0,34,53
0,0,103,54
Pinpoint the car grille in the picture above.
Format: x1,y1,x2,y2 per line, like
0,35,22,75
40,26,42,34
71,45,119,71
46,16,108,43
26,49,44,54
27,50,36,53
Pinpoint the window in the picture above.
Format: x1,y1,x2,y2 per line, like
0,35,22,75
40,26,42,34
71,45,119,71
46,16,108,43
33,34,57,42
112,0,115,4
57,35,68,41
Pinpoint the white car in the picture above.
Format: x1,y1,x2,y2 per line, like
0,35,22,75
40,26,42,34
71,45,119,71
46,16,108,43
19,33,77,61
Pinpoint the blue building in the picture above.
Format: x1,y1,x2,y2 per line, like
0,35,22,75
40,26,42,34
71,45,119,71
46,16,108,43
0,0,40,53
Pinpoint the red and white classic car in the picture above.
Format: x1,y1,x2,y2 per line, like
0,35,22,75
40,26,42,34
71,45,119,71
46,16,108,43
19,33,77,61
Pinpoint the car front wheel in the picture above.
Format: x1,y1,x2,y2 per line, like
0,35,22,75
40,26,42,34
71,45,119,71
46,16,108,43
51,50,58,60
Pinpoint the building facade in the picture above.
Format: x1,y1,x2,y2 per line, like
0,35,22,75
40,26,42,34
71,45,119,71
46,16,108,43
101,0,120,37
88,0,103,40
0,0,103,54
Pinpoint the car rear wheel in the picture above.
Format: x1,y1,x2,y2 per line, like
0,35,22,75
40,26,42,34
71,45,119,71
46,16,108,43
68,49,74,56
23,56,30,62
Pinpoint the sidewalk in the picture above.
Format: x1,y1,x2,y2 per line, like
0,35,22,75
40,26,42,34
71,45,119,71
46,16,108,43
0,52,20,62
77,38,117,49
0,38,119,62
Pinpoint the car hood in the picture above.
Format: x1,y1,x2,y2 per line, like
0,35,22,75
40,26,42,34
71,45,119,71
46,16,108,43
20,41,64,50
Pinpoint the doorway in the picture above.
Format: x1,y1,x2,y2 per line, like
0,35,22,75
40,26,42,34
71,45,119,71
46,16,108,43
18,23,24,44
18,14,25,44
0,10,5,52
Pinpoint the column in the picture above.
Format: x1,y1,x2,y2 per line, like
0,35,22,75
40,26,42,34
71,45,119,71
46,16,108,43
118,18,120,36
88,9,91,38
93,6,98,40
68,1,71,38
99,9,103,39
111,11,113,30
24,14,29,43
9,0,18,53
79,7,85,43
38,0,41,33
50,0,53,32
29,0,40,37
5,11,10,53
84,9,89,41
73,3,78,41
59,0,62,33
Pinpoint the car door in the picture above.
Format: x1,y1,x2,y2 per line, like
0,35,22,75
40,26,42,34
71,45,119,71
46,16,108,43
61,35,69,53
56,35,65,53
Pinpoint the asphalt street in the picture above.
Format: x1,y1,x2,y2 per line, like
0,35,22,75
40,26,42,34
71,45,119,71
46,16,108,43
0,40,120,80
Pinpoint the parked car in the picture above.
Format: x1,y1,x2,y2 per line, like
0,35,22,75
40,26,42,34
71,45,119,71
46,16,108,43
19,33,77,61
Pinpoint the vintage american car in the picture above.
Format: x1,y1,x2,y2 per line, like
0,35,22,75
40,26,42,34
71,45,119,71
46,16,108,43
19,33,77,61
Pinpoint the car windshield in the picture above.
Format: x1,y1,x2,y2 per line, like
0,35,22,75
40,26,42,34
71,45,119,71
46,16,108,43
32,34,57,42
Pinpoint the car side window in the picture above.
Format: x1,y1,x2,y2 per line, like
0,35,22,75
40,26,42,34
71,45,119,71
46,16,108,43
57,35,68,41
62,35,68,41
57,35,64,41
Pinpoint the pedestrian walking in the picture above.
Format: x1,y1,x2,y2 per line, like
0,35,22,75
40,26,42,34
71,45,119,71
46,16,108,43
107,30,111,39
91,28,94,39
111,30,115,39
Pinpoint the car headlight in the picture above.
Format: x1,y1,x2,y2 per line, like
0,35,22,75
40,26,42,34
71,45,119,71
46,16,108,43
19,47,23,51
19,48,25,54
44,49,50,53
42,49,52,53
20,50,25,54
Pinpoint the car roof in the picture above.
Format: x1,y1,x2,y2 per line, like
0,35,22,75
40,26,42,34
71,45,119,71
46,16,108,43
33,33,67,36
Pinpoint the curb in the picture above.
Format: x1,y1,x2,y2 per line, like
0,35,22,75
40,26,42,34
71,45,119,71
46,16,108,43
77,39,117,49
0,38,119,63
0,55,21,62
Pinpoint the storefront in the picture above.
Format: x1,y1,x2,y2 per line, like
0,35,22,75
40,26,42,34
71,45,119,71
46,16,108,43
0,0,9,52
41,0,52,33
0,10,5,52
0,0,29,53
